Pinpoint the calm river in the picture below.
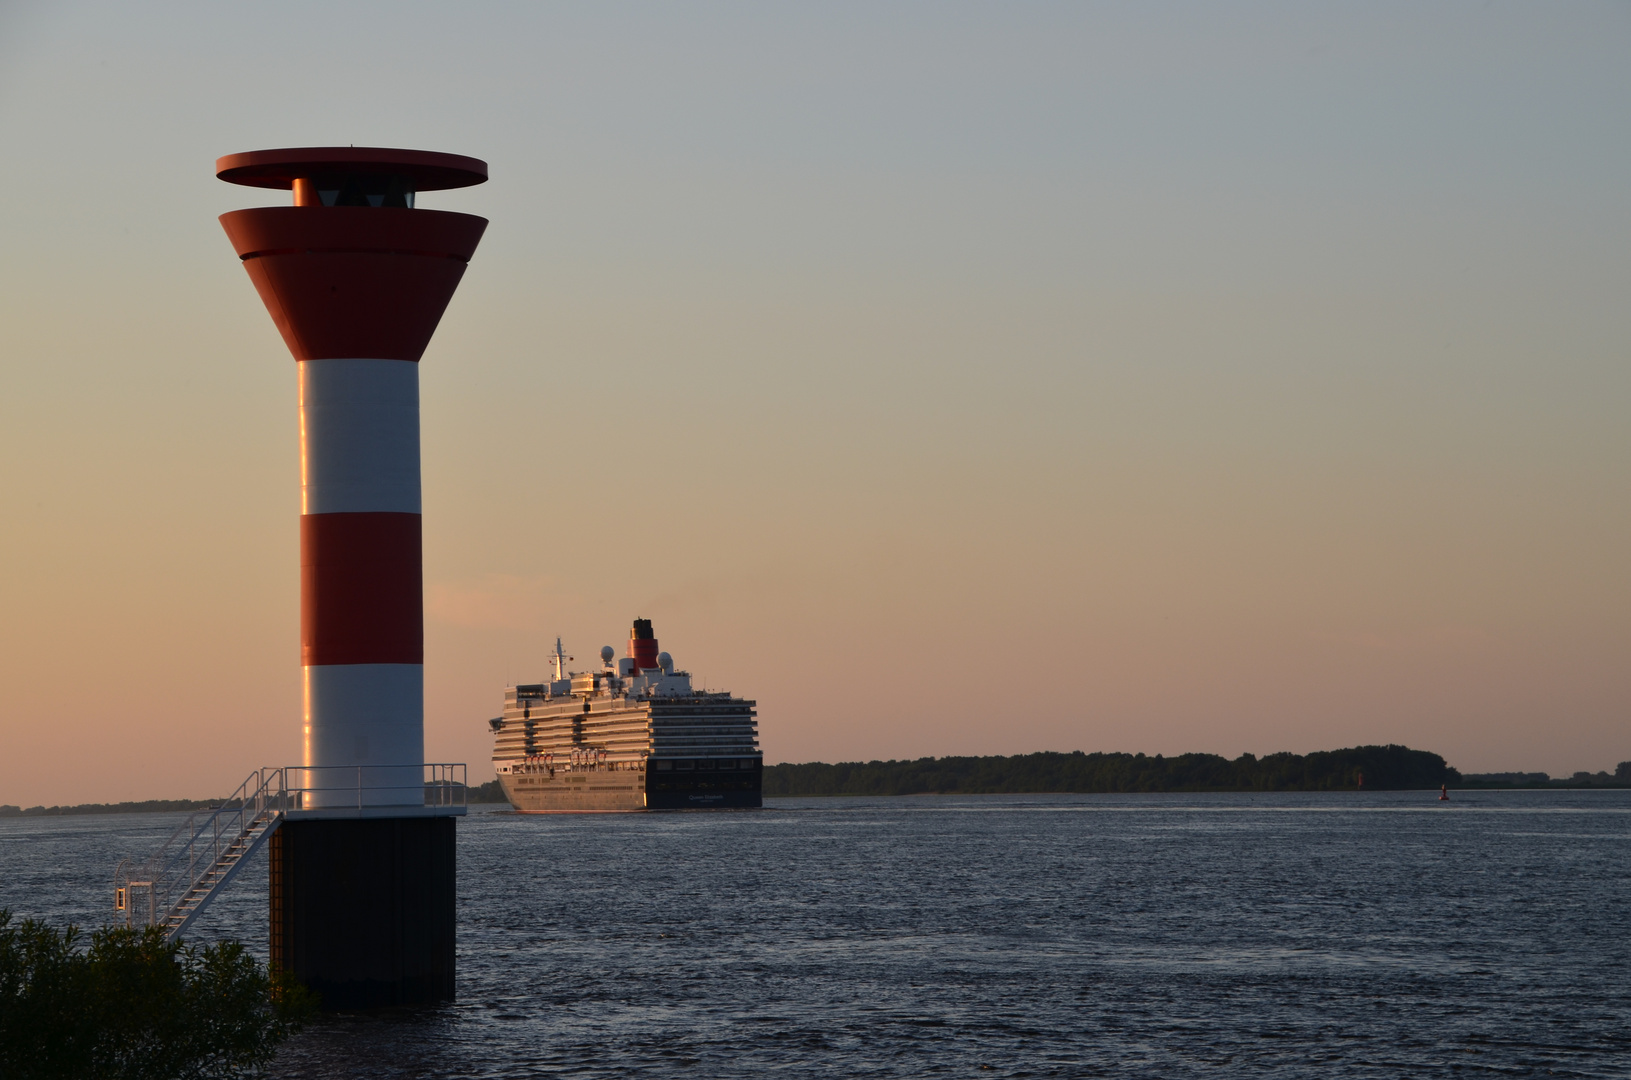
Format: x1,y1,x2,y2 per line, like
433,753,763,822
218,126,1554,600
2,790,1628,1077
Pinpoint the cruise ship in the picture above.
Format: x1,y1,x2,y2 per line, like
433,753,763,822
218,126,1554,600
489,620,762,811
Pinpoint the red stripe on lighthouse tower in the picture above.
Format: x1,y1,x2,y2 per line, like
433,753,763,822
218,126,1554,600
218,148,487,809
300,513,423,666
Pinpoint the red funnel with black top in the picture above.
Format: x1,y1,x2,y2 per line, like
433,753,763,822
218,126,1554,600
629,619,660,672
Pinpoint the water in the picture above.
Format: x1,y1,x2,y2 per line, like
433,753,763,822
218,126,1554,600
4,791,1630,1077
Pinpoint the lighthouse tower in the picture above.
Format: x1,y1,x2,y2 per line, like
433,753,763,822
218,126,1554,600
217,147,487,1007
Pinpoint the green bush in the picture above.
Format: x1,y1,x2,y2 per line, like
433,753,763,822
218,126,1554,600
0,910,313,1079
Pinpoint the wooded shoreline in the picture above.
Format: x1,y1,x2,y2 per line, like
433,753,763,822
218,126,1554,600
0,780,511,818
764,747,1631,796
7,751,1629,815
764,745,1460,796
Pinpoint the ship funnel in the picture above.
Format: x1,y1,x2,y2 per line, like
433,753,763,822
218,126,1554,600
629,618,659,672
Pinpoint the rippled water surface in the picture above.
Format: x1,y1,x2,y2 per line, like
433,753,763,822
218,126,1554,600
4,791,1630,1077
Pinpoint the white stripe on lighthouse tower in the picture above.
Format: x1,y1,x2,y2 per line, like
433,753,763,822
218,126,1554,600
299,357,423,808
300,359,421,516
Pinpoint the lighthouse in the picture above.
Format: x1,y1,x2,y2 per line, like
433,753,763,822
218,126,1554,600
217,147,486,1007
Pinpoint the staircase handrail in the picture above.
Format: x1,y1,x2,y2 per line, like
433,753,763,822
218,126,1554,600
114,763,467,935
115,767,290,928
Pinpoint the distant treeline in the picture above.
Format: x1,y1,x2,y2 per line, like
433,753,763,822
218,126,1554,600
764,745,1458,796
11,755,1625,815
2,781,513,818
0,798,226,818
1460,767,1631,789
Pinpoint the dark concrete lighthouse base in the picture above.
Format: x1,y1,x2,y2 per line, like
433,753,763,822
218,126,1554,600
269,816,456,1009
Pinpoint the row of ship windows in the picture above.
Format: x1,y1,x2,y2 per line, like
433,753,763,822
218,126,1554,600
508,704,754,714
653,759,761,772
513,719,755,728
511,719,754,731
509,737,754,745
653,748,759,754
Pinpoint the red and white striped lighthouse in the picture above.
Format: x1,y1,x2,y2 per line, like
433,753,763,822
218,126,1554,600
217,147,485,1007
218,148,486,808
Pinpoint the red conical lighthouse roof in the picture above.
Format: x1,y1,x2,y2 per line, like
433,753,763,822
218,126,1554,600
218,147,488,363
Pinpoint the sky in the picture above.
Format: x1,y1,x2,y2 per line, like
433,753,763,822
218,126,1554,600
0,1,1627,805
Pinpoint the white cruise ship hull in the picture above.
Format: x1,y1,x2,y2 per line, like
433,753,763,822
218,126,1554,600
490,637,762,813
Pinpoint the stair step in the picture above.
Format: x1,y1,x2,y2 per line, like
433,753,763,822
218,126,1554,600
118,787,290,938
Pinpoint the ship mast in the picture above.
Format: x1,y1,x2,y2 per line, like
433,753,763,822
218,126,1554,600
551,637,572,682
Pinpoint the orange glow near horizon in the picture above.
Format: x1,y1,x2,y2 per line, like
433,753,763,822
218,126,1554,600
0,3,1628,806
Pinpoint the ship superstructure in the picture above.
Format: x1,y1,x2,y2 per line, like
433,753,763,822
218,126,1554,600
489,620,762,811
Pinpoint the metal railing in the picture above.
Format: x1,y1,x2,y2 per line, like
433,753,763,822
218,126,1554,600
289,763,467,812
424,763,467,808
113,763,467,938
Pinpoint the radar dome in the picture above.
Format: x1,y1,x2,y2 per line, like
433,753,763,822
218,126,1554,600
600,645,615,664
657,652,673,674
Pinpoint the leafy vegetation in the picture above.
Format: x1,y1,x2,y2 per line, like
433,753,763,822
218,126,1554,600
0,911,313,1080
764,745,1459,796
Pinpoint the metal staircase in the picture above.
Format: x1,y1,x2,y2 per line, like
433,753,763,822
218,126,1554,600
114,768,292,939
112,764,469,938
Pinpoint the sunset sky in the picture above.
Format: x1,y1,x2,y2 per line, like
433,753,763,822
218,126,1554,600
1,2,1627,806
